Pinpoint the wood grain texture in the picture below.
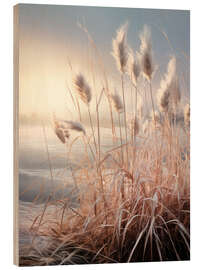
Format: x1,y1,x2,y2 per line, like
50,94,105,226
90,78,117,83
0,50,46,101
13,4,19,266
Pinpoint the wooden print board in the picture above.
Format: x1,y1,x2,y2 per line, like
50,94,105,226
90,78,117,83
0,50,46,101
13,3,190,266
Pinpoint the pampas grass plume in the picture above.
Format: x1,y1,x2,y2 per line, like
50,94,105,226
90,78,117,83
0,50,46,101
128,49,141,86
54,119,86,142
139,25,154,81
157,56,180,112
112,23,129,73
54,120,67,144
64,120,86,135
157,88,170,112
54,127,66,144
111,93,124,113
128,114,140,136
73,73,92,105
133,116,140,136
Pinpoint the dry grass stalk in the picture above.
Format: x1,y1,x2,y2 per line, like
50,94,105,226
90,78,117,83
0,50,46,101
112,23,129,167
128,49,141,86
128,114,140,137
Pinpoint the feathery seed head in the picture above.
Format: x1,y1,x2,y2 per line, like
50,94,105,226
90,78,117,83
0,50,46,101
133,116,140,136
54,119,70,143
157,87,170,112
111,93,124,113
73,73,92,104
54,127,66,144
112,23,129,73
128,49,141,86
64,120,86,135
157,56,180,112
139,25,154,81
54,119,86,144
164,57,181,106
127,114,140,136
64,129,70,139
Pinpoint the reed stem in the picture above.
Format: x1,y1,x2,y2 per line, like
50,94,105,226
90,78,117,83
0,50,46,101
121,74,129,167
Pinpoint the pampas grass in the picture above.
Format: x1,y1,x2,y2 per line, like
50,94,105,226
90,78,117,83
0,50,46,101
64,120,86,134
157,87,170,112
139,25,157,133
54,127,66,144
132,116,140,137
73,73,98,155
128,49,141,86
54,119,85,145
112,23,129,74
73,73,92,105
54,119,85,135
112,23,130,166
139,25,154,81
157,56,180,113
128,48,141,118
111,91,124,165
111,92,124,113
127,114,140,137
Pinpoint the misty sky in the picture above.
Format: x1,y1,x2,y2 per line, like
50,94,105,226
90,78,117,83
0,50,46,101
18,4,190,122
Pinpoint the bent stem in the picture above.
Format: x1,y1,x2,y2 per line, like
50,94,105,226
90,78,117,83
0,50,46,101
88,105,98,157
149,80,156,129
149,80,159,181
42,122,55,200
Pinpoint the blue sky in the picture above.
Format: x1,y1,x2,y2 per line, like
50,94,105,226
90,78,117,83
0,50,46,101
19,4,190,61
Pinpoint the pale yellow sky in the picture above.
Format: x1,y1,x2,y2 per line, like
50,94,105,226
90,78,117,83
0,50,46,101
19,28,118,122
18,4,189,124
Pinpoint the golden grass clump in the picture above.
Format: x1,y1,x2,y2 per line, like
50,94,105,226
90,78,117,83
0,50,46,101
20,22,190,266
